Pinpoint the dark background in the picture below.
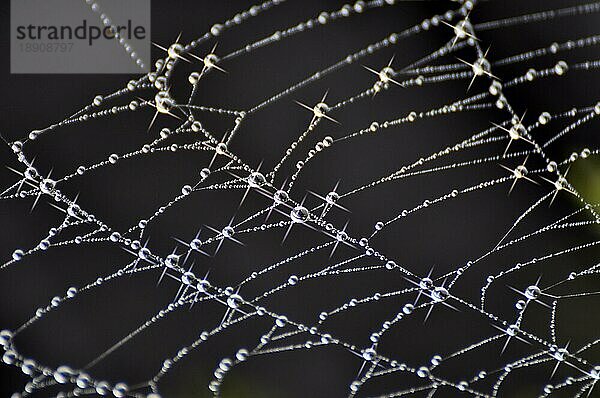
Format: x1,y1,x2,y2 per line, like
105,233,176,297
0,1,599,397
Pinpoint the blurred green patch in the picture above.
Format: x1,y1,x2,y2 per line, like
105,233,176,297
569,157,600,206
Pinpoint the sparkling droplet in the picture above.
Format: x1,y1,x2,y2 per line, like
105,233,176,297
165,254,179,268
197,279,210,293
24,167,38,180
290,206,309,223
188,72,200,85
506,324,519,336
181,272,195,285
39,178,56,194
168,43,184,58
312,102,329,118
200,168,211,178
222,226,235,238
11,141,23,153
362,348,377,361
538,112,551,125
67,203,81,217
76,373,91,388
453,20,471,39
96,381,111,396
554,60,568,75
472,58,490,76
112,383,129,398
109,232,121,242
513,165,527,179
509,123,526,140
215,142,228,155
416,366,430,378
227,294,243,309
190,238,202,251
181,185,193,195
2,350,16,365
39,239,50,250
432,286,449,302
155,91,175,114
53,366,73,384
525,285,541,300
581,148,590,158
248,172,266,188
12,249,24,261
275,315,288,327
204,53,219,68
0,330,13,346
137,247,151,260
274,190,289,203
378,66,394,83
236,349,249,361
419,278,433,290
325,191,339,204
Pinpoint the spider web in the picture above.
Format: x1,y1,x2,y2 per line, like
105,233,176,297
1,0,600,397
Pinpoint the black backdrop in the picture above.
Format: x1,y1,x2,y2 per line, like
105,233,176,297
0,1,599,397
